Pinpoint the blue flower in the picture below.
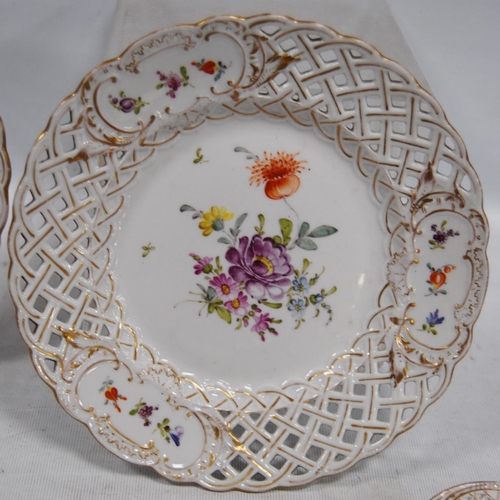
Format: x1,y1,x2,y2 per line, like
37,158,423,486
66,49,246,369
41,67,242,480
426,309,444,326
288,298,306,319
311,293,324,304
292,276,310,295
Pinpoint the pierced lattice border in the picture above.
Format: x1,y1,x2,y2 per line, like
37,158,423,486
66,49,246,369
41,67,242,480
0,118,11,242
8,15,488,491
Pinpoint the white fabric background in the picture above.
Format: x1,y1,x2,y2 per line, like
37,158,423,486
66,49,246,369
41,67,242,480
0,1,499,499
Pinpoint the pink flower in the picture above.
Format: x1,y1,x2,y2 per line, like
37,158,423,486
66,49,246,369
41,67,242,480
209,273,238,298
224,291,249,316
167,73,182,91
192,256,213,275
251,312,271,335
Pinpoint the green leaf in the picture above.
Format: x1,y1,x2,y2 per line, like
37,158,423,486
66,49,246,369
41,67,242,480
302,258,311,273
296,238,318,251
234,146,249,153
258,214,265,230
271,319,283,324
207,286,216,301
196,284,207,294
134,107,140,115
129,409,138,415
192,213,200,219
324,285,337,296
430,329,438,335
218,237,231,244
180,66,188,78
193,158,200,164
216,256,221,270
279,219,293,240
308,225,338,238
215,306,232,324
299,222,310,239
208,303,215,314
180,204,196,212
235,213,248,230
261,301,282,309
273,235,283,245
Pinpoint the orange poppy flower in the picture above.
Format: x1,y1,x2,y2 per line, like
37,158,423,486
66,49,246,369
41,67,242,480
247,151,306,200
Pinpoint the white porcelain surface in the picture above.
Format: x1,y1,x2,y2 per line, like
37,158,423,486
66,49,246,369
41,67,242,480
6,13,490,492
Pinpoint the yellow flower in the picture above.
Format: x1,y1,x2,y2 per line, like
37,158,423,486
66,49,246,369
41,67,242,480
198,206,234,236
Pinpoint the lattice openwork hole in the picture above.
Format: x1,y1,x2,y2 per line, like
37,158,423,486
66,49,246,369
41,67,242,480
42,173,58,191
402,407,414,421
273,73,288,87
392,121,407,135
350,408,363,421
251,473,266,482
260,24,280,36
427,375,440,391
437,159,453,176
460,174,472,191
56,308,71,324
333,73,347,87
297,413,310,426
60,133,76,153
248,439,264,454
320,49,337,63
370,433,384,444
283,433,300,449
295,60,312,75
414,151,428,165
404,380,416,396
359,68,375,82
377,408,391,423
279,38,297,52
28,319,38,335
48,272,63,289
218,410,231,419
318,423,332,437
44,358,57,372
33,295,48,313
232,424,246,439
305,445,325,462
264,420,278,434
327,402,339,414
28,253,44,272
229,455,249,472
269,454,287,470
54,196,69,213
417,125,432,140
292,465,308,476
342,429,358,444
366,95,382,108
379,383,392,398
66,161,82,178
80,320,92,332
48,332,62,348
211,470,227,481
353,383,366,396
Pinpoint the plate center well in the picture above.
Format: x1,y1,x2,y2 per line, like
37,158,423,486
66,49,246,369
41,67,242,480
114,118,386,391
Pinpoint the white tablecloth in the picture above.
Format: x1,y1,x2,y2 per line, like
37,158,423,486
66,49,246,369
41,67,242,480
0,1,498,499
